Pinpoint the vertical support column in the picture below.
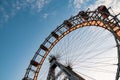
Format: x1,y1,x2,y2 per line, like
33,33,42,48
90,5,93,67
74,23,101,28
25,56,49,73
47,67,56,80
116,40,120,80
47,58,57,80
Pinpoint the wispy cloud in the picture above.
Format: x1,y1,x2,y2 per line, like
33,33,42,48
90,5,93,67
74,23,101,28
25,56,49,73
88,0,120,15
69,0,91,12
43,13,49,19
0,0,50,26
73,0,84,9
69,0,120,15
27,0,50,13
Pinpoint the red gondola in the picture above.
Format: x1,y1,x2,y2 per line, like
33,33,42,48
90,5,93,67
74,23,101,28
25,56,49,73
78,11,89,20
98,5,110,18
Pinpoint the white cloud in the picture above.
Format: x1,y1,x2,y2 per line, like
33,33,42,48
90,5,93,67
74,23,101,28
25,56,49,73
73,0,84,9
69,0,91,14
89,0,120,19
43,13,48,19
4,14,9,22
0,0,50,26
70,0,120,15
29,0,50,12
70,0,91,9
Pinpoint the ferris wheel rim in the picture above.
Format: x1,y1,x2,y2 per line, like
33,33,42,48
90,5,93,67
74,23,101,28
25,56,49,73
23,6,120,80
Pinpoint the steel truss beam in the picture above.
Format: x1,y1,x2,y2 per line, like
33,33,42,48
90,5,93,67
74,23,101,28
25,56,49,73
47,58,85,80
22,5,120,80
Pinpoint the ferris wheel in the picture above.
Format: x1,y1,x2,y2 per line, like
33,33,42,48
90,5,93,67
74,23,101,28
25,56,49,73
22,5,120,80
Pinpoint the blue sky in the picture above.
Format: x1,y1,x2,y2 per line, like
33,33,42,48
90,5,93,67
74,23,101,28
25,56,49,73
0,0,120,80
0,0,74,80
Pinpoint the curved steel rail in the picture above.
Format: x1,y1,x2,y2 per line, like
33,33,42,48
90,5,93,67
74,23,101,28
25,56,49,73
23,7,120,80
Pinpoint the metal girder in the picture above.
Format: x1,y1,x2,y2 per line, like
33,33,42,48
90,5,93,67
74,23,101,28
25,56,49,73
23,5,120,80
47,57,85,80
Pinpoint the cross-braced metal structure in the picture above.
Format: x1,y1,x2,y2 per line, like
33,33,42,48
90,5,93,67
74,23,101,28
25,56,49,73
47,55,85,80
22,5,120,80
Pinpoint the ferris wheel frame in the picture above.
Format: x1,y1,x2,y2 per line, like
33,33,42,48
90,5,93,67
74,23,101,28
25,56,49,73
22,5,120,80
